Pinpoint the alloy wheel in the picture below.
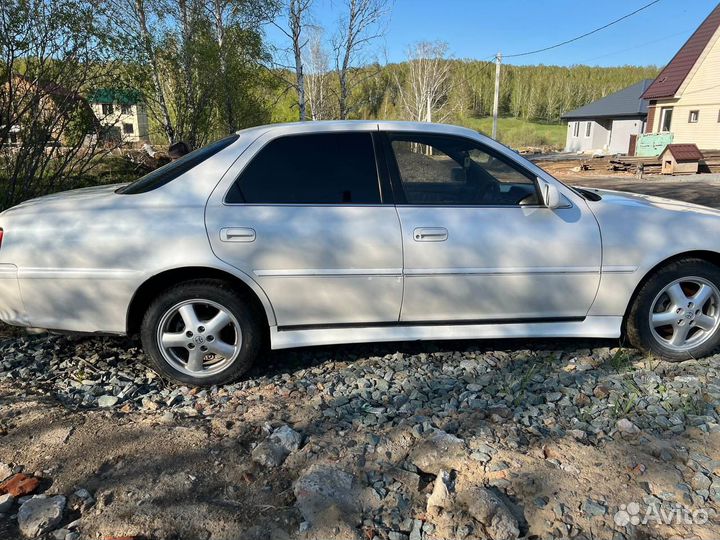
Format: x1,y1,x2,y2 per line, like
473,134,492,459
649,277,720,351
156,298,242,377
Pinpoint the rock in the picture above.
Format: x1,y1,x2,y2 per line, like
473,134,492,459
269,425,302,453
0,473,40,497
0,463,12,482
251,425,302,467
427,470,454,510
574,393,590,407
17,495,66,537
409,430,468,474
593,385,610,399
387,467,421,491
293,465,361,527
690,472,712,491
616,419,640,435
0,492,14,512
459,486,519,540
409,519,423,540
97,395,119,408
582,499,607,516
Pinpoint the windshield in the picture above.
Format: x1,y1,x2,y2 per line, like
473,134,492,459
117,134,239,194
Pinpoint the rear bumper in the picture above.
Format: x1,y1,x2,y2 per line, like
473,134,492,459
0,264,29,326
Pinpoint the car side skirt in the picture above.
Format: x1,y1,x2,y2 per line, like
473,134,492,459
269,316,623,349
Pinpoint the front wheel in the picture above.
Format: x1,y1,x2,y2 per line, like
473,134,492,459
627,258,720,361
141,279,263,386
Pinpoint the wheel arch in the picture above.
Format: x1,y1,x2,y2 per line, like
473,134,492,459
126,266,275,335
623,250,720,328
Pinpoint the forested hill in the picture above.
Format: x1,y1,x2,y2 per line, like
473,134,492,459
271,62,661,125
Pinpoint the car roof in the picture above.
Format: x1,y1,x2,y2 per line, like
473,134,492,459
236,120,482,140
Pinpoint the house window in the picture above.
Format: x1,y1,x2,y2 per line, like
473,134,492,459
585,121,592,137
101,103,114,115
660,107,673,131
689,110,699,123
122,123,134,134
718,109,720,122
572,122,579,137
121,104,132,115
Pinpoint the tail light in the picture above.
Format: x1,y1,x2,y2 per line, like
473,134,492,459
0,228,3,248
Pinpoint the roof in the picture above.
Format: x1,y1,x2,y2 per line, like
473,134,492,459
661,143,704,161
561,80,653,120
237,120,482,139
642,3,720,99
88,88,143,105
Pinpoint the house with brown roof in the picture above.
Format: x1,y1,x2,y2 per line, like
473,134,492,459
642,2,720,150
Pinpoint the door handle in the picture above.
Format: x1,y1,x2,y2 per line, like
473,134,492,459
413,227,448,242
220,227,256,242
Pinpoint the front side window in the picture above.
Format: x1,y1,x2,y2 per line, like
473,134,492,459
226,132,380,204
389,134,539,206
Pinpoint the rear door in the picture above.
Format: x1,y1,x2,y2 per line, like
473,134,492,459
205,129,403,328
382,131,602,323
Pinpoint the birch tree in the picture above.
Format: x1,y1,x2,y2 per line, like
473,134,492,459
304,27,330,120
397,41,452,123
333,0,388,119
270,0,312,121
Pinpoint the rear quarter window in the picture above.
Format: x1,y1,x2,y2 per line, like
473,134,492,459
118,134,239,194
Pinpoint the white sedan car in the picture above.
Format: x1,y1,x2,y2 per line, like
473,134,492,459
1,121,719,386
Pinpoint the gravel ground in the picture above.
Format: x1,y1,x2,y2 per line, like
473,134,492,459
3,174,720,539
1,333,720,540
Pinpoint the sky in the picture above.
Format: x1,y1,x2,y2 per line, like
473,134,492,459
265,0,720,67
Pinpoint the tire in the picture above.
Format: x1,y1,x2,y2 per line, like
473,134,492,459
140,279,263,386
626,258,720,361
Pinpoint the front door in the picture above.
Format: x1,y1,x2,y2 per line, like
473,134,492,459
206,130,403,327
383,132,602,323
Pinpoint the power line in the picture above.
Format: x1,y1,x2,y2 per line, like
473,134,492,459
581,27,692,63
502,0,663,59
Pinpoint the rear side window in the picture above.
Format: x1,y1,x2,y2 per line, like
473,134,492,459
118,134,239,194
225,132,380,204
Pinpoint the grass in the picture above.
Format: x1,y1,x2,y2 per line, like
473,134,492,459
456,116,566,150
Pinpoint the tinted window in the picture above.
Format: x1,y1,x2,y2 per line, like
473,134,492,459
226,132,380,204
389,135,538,206
118,135,239,194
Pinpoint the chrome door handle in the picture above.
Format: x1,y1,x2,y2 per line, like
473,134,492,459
413,227,448,242
220,227,256,242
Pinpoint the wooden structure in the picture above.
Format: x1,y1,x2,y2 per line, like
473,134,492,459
660,144,704,175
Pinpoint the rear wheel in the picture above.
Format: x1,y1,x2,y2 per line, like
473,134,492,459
141,279,262,386
627,258,720,361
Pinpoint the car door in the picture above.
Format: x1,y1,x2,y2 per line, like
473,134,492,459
382,131,602,323
205,129,403,327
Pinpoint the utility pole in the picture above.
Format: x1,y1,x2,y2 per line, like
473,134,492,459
492,51,501,140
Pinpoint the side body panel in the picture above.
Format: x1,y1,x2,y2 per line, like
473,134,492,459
587,189,720,316
0,132,275,333
396,204,602,321
205,126,404,327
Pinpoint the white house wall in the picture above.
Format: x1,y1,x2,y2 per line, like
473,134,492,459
565,120,610,153
608,118,644,154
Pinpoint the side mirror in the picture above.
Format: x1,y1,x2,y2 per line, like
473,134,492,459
537,178,564,209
